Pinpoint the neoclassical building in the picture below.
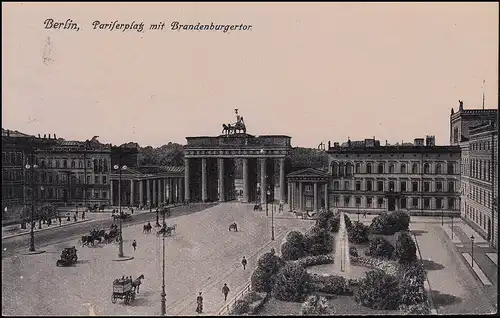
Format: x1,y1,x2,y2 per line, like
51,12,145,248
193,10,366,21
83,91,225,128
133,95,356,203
326,136,461,216
451,102,498,248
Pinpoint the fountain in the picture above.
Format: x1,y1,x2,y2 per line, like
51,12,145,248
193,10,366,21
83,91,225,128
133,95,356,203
333,210,351,276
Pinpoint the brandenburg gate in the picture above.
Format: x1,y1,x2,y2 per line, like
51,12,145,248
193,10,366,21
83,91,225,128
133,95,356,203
183,110,292,205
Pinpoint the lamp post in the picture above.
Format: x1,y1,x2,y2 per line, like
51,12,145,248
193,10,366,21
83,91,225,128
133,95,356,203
268,188,274,241
114,164,128,258
470,235,475,268
450,215,454,239
265,182,270,217
441,204,444,226
25,162,39,252
160,207,167,316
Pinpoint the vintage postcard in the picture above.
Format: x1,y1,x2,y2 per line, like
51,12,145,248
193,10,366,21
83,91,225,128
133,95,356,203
1,2,498,316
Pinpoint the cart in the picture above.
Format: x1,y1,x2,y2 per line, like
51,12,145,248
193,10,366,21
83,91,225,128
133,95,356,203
56,247,78,267
112,279,135,305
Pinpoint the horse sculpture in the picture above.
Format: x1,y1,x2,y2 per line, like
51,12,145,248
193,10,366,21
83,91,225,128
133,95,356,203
221,109,247,135
228,222,238,232
131,274,145,294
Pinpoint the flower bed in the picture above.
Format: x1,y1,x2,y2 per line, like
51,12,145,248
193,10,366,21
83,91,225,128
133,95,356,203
309,273,351,295
293,254,334,268
351,256,399,276
229,291,267,315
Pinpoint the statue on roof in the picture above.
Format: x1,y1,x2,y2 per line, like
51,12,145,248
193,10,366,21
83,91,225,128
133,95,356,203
222,109,247,135
458,100,463,111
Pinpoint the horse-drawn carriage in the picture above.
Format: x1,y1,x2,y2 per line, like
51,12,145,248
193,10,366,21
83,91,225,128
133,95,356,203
157,224,176,236
228,222,238,232
113,212,132,221
112,278,135,305
253,204,262,211
56,246,78,267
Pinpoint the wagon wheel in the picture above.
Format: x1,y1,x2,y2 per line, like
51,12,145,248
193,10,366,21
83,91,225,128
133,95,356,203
74,256,78,262
111,294,116,304
124,293,130,305
56,260,61,267
131,292,136,301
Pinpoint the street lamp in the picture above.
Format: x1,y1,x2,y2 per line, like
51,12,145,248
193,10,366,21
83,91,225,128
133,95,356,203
470,235,475,268
160,207,167,316
25,162,39,252
114,164,128,258
441,203,444,226
450,215,454,239
268,187,274,241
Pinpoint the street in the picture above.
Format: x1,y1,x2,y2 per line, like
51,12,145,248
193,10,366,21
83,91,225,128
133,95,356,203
1,202,312,316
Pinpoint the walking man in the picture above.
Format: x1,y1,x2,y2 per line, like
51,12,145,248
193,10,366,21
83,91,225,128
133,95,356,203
222,283,230,301
196,292,203,313
241,256,247,270
132,240,137,251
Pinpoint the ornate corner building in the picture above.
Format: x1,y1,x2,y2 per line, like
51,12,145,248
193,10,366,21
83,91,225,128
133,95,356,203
450,102,498,248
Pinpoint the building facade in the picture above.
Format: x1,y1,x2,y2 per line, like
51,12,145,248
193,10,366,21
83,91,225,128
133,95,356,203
325,136,461,216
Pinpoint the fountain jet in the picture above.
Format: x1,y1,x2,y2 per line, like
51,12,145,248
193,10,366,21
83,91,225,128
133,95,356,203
333,210,351,276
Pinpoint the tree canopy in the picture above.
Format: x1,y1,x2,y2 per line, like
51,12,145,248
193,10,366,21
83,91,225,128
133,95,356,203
138,142,184,166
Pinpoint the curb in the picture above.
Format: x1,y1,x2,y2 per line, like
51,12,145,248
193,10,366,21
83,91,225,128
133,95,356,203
2,219,95,240
112,256,134,262
19,249,46,255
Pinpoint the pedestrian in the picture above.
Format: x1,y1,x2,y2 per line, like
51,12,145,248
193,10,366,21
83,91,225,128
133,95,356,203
222,283,230,301
76,211,79,217
131,207,134,214
73,214,77,222
82,210,85,220
132,240,137,251
241,256,247,270
58,216,62,226
196,292,203,313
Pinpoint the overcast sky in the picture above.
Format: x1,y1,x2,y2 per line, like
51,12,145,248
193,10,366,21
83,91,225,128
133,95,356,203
2,2,498,148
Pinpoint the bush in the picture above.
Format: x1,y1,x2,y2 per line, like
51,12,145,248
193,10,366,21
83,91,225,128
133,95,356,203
369,211,411,235
251,252,285,293
300,295,331,315
349,246,359,257
304,228,334,256
389,211,410,232
398,261,426,285
315,210,335,230
330,216,340,233
368,213,392,235
272,263,312,302
282,231,306,260
243,291,263,303
232,298,250,315
354,270,401,310
347,221,369,244
397,261,427,306
399,303,431,315
343,214,353,229
294,254,334,268
367,237,394,259
394,231,417,264
310,274,348,295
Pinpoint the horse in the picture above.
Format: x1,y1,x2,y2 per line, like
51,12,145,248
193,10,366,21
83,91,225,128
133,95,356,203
131,274,145,294
157,227,172,236
168,224,177,233
229,222,238,232
143,223,152,234
80,235,96,247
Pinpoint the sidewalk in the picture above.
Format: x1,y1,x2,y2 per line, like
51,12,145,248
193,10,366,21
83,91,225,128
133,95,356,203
1,204,182,240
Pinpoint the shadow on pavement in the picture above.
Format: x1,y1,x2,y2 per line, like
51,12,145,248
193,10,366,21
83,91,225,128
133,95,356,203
431,290,462,307
128,297,151,307
422,259,445,271
411,230,428,236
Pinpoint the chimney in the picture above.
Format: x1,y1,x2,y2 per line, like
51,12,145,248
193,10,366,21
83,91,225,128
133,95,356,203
48,134,51,139
38,134,41,138
7,130,10,137
44,134,46,139
54,134,57,139
385,140,388,146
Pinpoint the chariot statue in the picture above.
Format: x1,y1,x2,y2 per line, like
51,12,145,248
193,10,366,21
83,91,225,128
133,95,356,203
222,109,247,135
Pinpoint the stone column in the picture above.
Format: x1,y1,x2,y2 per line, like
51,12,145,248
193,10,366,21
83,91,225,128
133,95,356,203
288,182,292,211
201,158,208,202
218,158,225,202
178,178,183,202
242,158,249,203
146,179,151,208
170,178,174,203
260,158,266,206
110,180,114,206
184,158,190,202
139,180,143,207
324,183,329,211
157,179,162,205
163,179,167,203
152,179,157,207
280,158,286,204
130,180,135,207
299,182,303,211
314,182,318,212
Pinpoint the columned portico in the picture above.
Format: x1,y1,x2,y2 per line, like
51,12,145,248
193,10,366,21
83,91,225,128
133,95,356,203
201,158,208,202
242,158,249,203
184,158,190,202
287,168,330,213
260,158,267,206
218,158,225,202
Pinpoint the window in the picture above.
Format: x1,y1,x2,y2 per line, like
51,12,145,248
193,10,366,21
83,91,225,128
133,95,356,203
367,197,373,207
412,163,418,174
366,180,373,191
56,160,60,168
389,164,395,173
102,191,107,199
378,163,384,174
333,196,339,206
94,191,99,199
355,181,361,191
333,181,340,190
401,164,407,174
104,160,109,173
389,181,395,192
401,197,407,209
424,198,430,209
103,176,107,184
448,181,454,193
377,181,384,192
87,160,92,168
305,185,312,192
344,196,350,206
377,197,384,208
332,162,339,177
412,181,418,192
424,163,430,174
94,159,99,173
87,176,91,184
95,176,100,184
366,164,372,174
436,198,443,209
424,182,430,192
447,197,454,210
346,163,353,176
63,160,67,168
436,164,442,174
355,163,360,174
79,160,83,169
71,160,76,168
400,181,407,192
343,181,349,190
355,197,361,205
436,181,442,192
447,163,454,174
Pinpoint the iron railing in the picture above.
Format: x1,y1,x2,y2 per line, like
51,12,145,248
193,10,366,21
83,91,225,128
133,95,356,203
218,282,252,315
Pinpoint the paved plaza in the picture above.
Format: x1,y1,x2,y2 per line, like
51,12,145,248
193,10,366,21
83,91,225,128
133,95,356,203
1,203,313,316
347,212,497,314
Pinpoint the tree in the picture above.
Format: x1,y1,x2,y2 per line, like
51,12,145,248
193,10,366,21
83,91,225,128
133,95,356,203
389,211,411,232
304,228,334,256
251,251,285,293
394,231,417,264
301,295,332,315
354,270,401,310
347,221,369,244
367,237,394,259
272,262,312,302
315,210,335,231
289,147,329,170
